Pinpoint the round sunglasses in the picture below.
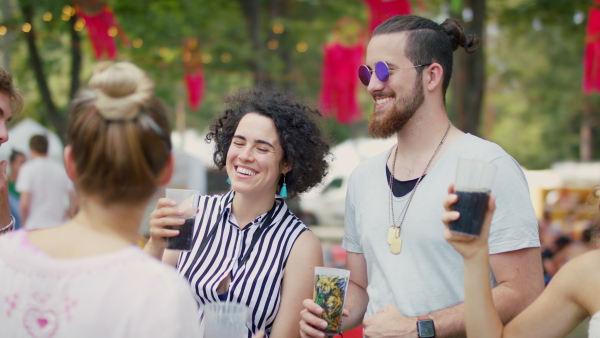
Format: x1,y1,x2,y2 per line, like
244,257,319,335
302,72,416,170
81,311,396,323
358,61,432,86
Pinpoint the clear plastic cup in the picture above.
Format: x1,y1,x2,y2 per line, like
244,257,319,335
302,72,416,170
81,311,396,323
164,189,199,251
203,302,248,338
449,158,498,237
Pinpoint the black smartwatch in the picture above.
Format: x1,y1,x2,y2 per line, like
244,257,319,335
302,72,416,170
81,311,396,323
417,315,436,338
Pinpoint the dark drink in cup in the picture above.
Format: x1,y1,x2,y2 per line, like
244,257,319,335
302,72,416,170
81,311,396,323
449,189,490,237
165,218,195,251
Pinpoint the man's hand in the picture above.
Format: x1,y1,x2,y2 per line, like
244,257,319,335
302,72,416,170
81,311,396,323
363,305,417,338
0,160,11,226
300,299,349,338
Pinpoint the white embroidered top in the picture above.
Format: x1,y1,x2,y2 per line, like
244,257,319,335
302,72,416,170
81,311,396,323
590,312,600,338
0,230,201,338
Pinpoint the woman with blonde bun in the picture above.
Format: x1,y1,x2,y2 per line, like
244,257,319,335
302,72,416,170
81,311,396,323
0,62,201,337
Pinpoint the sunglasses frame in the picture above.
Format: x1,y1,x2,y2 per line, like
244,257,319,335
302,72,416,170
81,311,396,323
358,61,432,86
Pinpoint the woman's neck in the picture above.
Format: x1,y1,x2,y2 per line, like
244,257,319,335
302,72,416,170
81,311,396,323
231,191,275,229
72,197,145,244
28,195,147,258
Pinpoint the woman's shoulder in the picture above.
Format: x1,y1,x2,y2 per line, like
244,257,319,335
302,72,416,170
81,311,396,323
553,249,600,291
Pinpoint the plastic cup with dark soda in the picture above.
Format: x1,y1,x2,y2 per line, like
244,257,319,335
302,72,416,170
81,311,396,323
164,189,199,251
449,158,497,237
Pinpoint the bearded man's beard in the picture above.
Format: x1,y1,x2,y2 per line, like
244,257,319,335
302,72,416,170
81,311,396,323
368,76,424,138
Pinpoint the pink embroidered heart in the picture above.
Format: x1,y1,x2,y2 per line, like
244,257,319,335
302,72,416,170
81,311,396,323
23,308,58,338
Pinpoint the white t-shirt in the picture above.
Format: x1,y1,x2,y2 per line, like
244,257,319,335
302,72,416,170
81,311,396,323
342,134,540,317
590,312,600,338
16,157,73,230
0,230,201,338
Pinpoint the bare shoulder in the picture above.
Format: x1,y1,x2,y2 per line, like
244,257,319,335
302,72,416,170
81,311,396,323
292,230,323,255
553,249,600,314
560,249,600,274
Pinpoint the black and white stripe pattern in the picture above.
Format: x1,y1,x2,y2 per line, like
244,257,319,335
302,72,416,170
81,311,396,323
176,190,309,337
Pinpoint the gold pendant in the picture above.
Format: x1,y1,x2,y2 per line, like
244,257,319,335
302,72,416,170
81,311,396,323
390,235,402,254
387,227,396,244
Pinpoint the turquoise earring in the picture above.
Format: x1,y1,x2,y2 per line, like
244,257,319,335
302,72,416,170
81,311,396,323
280,174,288,198
226,177,231,184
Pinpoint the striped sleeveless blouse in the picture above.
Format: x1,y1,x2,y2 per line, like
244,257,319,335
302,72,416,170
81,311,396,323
176,190,310,337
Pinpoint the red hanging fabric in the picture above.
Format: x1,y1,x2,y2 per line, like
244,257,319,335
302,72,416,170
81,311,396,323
583,0,600,94
184,72,205,111
364,0,412,34
319,18,365,125
75,5,122,60
183,38,205,111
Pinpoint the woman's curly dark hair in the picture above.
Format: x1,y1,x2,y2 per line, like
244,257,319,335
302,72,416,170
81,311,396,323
205,87,331,199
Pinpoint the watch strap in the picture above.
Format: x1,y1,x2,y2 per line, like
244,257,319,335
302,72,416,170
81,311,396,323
418,315,430,320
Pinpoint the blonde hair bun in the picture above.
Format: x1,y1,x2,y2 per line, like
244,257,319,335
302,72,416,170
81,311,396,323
88,61,154,121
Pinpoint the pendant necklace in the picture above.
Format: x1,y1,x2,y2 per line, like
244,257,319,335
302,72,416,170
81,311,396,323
387,121,452,254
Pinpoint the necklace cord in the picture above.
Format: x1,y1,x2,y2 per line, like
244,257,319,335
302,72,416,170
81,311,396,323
389,122,452,232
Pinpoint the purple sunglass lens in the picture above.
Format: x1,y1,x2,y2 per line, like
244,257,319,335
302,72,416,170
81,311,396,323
358,65,371,86
375,61,389,83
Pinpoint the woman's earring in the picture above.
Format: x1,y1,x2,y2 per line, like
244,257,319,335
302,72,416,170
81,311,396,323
226,177,231,184
280,174,288,198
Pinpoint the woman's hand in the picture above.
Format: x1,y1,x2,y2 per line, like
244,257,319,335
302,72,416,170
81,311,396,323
147,198,185,251
441,184,496,260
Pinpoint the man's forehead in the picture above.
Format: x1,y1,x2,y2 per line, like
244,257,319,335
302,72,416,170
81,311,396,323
366,33,408,63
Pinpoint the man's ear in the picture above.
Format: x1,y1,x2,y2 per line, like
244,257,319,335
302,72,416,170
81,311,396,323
424,63,444,92
63,145,78,181
158,153,175,186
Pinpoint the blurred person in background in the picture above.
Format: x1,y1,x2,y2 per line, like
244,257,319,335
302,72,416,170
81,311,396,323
7,149,26,229
0,66,23,236
16,134,76,229
0,61,201,336
145,87,331,338
443,185,600,338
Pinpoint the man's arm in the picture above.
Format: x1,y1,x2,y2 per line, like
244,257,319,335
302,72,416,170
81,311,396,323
299,251,369,338
362,247,543,338
342,252,369,331
430,247,544,337
19,191,30,228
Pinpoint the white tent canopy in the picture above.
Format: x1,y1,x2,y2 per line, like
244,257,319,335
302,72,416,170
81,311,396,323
0,118,64,164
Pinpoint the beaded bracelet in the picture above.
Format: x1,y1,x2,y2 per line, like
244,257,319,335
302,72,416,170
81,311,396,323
0,215,15,235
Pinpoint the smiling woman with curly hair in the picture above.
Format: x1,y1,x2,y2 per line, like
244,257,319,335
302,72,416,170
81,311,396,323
207,87,331,199
145,87,332,338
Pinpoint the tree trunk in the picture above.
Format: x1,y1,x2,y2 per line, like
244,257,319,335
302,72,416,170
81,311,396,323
581,98,593,161
0,0,17,72
69,14,82,100
451,0,486,136
268,0,294,91
238,0,271,86
21,4,67,141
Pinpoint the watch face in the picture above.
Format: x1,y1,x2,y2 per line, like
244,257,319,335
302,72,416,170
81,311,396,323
417,319,435,338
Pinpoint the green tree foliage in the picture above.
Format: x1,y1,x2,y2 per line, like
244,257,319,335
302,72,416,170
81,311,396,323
485,0,598,168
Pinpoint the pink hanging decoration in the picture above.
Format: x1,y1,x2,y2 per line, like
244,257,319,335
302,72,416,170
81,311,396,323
183,38,205,111
364,0,412,34
76,5,123,60
319,18,365,125
583,0,600,94
320,43,364,124
185,72,205,111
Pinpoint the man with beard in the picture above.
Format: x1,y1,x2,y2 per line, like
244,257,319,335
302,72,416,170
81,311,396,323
300,15,542,338
0,67,22,236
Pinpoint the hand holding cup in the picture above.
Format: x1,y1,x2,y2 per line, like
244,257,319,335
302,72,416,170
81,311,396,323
442,184,496,260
